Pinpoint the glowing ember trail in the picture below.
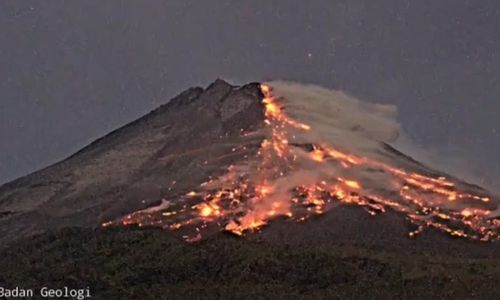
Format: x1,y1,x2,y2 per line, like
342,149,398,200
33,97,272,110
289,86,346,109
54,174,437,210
103,83,500,242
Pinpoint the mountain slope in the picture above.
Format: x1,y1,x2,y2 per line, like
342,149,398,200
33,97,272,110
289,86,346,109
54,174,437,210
0,79,264,245
0,79,498,259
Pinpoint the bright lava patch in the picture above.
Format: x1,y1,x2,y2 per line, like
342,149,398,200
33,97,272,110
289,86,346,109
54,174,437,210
102,83,500,242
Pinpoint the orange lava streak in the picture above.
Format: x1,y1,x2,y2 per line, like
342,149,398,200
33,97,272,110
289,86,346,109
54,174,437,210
104,83,499,242
262,85,311,131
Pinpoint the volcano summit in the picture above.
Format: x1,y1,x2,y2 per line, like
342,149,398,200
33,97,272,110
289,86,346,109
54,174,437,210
0,79,499,251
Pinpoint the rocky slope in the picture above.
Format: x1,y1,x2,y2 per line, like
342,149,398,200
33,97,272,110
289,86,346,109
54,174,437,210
0,79,264,245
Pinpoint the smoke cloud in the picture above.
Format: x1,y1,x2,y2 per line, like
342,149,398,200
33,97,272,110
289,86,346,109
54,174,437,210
267,81,400,158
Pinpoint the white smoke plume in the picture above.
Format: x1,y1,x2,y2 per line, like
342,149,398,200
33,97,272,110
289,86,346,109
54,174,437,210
267,80,400,159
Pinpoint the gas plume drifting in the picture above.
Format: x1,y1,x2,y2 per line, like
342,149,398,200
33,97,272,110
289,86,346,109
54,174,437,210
105,81,500,242
269,81,400,146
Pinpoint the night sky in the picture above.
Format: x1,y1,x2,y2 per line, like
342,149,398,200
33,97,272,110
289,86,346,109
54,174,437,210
1,0,499,188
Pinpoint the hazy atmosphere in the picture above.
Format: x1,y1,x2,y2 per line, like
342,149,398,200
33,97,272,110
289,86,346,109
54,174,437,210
1,0,499,187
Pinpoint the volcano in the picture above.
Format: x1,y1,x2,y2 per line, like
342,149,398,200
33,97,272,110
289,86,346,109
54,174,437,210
0,79,499,256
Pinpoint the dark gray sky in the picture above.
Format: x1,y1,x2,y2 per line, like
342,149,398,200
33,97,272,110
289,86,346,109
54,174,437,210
1,0,499,187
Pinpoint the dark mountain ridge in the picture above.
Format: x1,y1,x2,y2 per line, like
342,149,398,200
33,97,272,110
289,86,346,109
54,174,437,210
0,79,264,245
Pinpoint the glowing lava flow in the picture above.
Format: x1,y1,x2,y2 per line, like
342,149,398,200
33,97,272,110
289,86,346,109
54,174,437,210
103,84,500,242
